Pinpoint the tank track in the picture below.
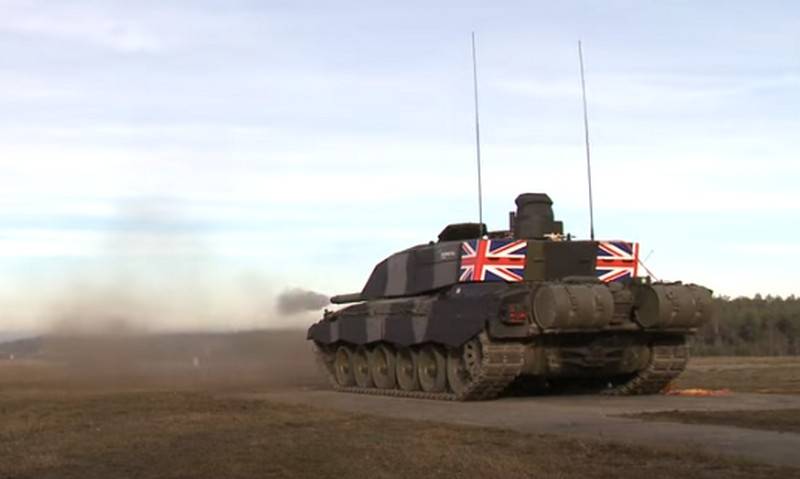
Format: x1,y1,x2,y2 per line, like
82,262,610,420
604,337,689,395
315,335,525,401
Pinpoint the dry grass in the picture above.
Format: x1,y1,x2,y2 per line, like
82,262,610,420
677,356,800,394
0,385,794,479
1,336,799,478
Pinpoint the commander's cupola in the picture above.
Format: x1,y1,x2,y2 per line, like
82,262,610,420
511,193,563,239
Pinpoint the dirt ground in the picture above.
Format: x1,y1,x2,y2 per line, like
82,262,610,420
258,389,800,468
629,408,800,434
1,330,800,478
0,373,794,479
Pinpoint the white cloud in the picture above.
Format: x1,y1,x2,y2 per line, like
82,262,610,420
0,3,162,52
495,73,800,112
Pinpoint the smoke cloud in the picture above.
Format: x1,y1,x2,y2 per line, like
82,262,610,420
275,288,329,315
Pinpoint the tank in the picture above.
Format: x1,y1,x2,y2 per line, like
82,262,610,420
307,193,714,400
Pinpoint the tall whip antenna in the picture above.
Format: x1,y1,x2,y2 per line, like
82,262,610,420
471,31,484,229
578,40,595,240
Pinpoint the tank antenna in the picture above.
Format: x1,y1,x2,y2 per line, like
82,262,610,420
578,40,595,240
471,31,484,230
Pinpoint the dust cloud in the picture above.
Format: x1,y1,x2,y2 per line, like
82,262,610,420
0,329,323,392
275,288,329,315
0,199,329,391
8,199,302,334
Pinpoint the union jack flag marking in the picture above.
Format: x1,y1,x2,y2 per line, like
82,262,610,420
459,239,527,282
596,241,639,283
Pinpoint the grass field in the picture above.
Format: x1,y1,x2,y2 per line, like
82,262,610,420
674,356,800,395
0,377,793,479
1,334,799,478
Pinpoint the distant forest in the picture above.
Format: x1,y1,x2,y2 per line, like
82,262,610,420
692,295,800,356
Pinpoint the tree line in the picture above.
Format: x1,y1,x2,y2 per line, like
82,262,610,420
691,295,800,356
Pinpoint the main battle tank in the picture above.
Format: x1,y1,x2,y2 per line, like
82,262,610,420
308,193,713,400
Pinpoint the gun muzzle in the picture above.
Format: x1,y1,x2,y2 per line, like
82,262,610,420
330,293,365,304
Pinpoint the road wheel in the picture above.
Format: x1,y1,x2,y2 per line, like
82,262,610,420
447,337,482,396
352,346,373,388
417,344,447,393
368,344,396,389
395,347,420,391
334,345,355,387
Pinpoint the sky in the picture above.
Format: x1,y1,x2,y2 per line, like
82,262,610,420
0,1,798,332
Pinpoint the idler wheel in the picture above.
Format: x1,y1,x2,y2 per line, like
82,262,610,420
417,344,447,393
352,346,374,388
395,347,420,391
334,345,355,387
368,344,397,389
447,338,482,396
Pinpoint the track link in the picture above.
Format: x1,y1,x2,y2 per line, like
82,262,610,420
315,336,525,401
604,337,689,395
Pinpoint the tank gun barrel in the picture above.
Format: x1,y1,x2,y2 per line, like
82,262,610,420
330,293,365,304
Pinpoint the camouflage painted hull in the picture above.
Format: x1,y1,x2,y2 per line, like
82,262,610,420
307,279,712,400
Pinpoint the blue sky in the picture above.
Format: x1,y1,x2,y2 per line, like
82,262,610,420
1,1,798,331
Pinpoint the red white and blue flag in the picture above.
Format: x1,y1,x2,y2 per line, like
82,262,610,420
459,239,527,282
596,241,639,283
